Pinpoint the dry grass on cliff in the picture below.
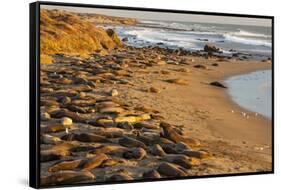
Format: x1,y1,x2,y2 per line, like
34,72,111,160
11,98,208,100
40,9,122,64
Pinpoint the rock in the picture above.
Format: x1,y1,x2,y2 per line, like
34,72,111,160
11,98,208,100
157,162,186,177
48,159,82,172
143,170,161,179
82,153,109,170
119,136,147,149
41,171,95,186
166,79,188,85
106,173,133,181
122,37,129,42
61,117,73,126
182,150,210,158
110,89,119,97
106,28,122,47
194,64,208,69
204,43,219,53
123,147,147,160
149,86,161,93
157,60,167,65
150,144,166,156
209,81,227,88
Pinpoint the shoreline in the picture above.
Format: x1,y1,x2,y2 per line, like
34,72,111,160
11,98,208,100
215,65,271,144
39,9,272,185
40,46,272,183
223,69,271,120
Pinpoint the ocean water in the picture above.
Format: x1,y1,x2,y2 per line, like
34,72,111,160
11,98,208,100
225,70,272,119
100,20,272,119
104,20,272,60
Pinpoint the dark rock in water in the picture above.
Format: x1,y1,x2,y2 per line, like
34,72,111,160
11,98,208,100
197,38,208,41
157,162,186,177
232,53,239,57
123,147,147,160
156,42,164,45
41,171,95,186
209,81,227,88
106,173,133,181
204,43,219,53
122,37,129,42
143,170,161,179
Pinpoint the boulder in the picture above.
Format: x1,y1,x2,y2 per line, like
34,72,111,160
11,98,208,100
204,43,219,53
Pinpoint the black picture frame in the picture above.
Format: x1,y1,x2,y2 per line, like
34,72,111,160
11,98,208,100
30,1,274,188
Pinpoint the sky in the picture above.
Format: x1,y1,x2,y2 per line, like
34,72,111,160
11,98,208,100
41,5,271,27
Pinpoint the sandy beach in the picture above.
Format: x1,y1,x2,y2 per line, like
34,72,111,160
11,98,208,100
39,9,272,186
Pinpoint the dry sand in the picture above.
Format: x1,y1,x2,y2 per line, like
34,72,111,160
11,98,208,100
115,56,272,174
